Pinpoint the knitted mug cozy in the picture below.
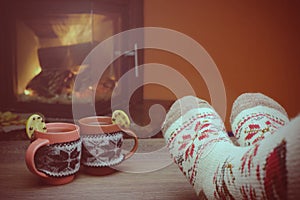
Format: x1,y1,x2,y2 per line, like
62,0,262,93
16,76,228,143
78,116,138,170
34,138,82,177
81,132,124,167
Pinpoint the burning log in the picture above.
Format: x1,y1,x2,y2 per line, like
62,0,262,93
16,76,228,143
37,42,93,69
26,43,93,98
24,42,115,103
26,69,75,98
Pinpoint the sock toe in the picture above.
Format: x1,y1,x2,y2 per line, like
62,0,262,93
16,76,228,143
230,93,290,146
230,93,288,126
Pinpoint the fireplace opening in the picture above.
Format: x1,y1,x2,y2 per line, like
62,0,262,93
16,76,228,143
0,0,143,118
16,13,119,105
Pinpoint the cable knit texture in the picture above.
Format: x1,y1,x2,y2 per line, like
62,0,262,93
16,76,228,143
230,93,289,146
162,95,300,199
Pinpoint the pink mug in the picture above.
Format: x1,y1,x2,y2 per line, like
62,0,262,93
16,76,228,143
78,116,138,175
25,123,81,185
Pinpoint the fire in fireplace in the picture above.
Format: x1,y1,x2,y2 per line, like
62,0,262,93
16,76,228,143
0,0,143,118
16,12,119,104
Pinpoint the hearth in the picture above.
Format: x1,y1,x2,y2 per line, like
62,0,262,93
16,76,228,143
0,0,143,119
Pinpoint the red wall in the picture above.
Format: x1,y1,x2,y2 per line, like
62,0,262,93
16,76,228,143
143,0,300,129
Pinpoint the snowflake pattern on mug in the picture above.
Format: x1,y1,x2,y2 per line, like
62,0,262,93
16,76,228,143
81,132,124,167
35,139,82,177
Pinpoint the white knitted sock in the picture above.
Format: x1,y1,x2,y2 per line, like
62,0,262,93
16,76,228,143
230,93,289,146
162,96,300,199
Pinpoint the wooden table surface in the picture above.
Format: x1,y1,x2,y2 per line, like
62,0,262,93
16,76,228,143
0,139,198,200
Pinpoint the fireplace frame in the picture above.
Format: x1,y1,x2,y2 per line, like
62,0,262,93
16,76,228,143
0,0,144,119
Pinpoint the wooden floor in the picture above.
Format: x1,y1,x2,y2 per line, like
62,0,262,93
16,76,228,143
0,139,199,200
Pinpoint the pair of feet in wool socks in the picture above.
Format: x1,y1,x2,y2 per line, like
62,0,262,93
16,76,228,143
162,93,300,199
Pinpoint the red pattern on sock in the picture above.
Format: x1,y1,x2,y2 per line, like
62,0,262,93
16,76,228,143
264,140,287,200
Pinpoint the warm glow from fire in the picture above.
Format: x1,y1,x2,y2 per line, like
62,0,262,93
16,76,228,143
16,12,118,103
52,14,93,46
24,89,33,96
16,20,41,94
34,67,42,76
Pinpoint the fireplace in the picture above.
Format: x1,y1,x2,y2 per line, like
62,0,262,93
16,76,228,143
0,0,143,118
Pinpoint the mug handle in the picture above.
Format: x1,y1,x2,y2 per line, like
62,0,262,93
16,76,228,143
121,129,138,160
25,138,50,178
